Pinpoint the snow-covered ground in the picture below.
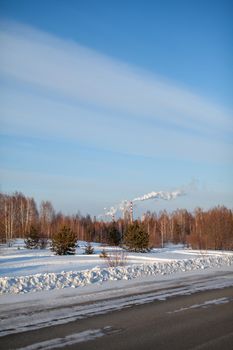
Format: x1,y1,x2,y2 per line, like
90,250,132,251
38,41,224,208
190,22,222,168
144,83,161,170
0,239,233,295
1,266,233,338
0,240,233,339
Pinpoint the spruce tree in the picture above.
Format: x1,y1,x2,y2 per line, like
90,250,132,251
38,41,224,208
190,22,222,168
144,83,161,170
51,226,77,255
84,242,94,254
124,221,149,252
108,223,121,246
24,225,40,249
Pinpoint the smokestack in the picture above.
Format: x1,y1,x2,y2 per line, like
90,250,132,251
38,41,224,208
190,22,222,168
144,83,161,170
101,187,185,222
130,201,133,223
104,206,117,221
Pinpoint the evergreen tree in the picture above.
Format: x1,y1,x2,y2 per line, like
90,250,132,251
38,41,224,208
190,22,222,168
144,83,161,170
24,225,40,249
124,221,149,252
84,242,94,254
99,248,108,258
108,223,121,246
39,237,48,249
51,226,77,255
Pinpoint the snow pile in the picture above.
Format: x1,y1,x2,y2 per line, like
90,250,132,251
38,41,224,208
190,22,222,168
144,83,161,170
1,254,232,294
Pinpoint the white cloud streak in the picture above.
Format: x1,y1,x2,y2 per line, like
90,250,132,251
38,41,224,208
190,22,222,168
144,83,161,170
0,87,231,163
0,20,232,164
0,21,232,129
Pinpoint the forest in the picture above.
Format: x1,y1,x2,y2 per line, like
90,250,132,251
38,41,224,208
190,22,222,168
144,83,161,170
0,191,232,250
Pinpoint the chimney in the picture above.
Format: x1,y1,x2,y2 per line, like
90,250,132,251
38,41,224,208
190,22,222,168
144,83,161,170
130,201,133,223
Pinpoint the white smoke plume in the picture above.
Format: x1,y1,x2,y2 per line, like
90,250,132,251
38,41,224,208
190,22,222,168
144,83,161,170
103,201,130,218
102,187,185,220
119,200,131,212
104,206,118,217
133,189,184,202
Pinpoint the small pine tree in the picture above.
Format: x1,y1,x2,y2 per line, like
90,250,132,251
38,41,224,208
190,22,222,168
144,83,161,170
24,226,40,249
124,221,149,252
99,248,108,258
51,226,77,255
84,242,94,254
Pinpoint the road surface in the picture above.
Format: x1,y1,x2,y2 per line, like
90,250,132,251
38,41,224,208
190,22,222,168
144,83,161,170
1,286,233,350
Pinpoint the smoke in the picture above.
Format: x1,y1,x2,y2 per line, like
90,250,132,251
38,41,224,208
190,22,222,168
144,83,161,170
119,200,131,211
102,187,185,219
104,206,118,217
133,189,184,202
103,200,130,218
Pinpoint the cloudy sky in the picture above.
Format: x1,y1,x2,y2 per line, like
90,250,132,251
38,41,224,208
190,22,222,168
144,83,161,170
0,0,232,217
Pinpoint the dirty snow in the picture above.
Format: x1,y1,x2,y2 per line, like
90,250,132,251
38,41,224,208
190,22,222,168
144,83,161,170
17,328,112,350
168,297,232,313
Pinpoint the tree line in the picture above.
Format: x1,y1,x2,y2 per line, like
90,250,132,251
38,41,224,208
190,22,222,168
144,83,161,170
0,191,232,250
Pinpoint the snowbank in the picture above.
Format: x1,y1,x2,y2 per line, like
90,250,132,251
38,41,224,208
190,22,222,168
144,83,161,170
1,254,232,294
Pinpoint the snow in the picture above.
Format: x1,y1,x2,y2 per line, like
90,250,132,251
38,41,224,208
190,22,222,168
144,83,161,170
1,255,233,295
0,240,233,338
1,266,233,338
17,328,111,350
0,240,233,295
169,297,232,313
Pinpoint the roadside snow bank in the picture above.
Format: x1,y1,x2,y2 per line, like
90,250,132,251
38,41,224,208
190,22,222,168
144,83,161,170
1,255,233,294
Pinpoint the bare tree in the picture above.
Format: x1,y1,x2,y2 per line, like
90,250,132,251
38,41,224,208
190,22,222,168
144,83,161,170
40,201,55,238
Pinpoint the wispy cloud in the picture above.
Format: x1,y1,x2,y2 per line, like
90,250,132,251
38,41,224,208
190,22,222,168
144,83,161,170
0,20,232,164
0,86,231,164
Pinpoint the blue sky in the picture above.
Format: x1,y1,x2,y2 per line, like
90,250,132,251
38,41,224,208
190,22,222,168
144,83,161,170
0,0,232,217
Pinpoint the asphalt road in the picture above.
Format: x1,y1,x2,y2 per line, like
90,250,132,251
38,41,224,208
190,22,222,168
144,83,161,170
1,286,233,350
